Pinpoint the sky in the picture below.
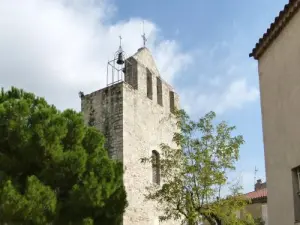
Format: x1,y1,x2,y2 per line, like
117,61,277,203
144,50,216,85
0,0,289,193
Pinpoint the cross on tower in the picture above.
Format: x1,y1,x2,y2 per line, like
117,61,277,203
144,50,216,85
142,20,147,47
119,35,122,49
142,34,147,47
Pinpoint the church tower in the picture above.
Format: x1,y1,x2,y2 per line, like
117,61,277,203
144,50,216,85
81,44,179,225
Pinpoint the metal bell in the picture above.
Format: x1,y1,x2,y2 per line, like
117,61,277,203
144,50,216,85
116,52,124,65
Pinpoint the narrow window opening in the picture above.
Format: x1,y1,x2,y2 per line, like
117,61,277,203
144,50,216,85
292,166,300,223
152,150,160,185
146,68,153,99
124,58,138,89
157,77,163,106
169,91,175,113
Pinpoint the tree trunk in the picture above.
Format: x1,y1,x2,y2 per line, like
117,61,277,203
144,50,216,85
212,214,222,225
187,219,197,225
204,214,222,225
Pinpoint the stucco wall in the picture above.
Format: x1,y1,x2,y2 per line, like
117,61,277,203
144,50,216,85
242,203,263,220
203,202,267,225
82,48,179,225
258,9,300,225
261,204,268,225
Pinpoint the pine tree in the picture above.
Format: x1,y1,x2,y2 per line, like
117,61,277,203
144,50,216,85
0,87,127,225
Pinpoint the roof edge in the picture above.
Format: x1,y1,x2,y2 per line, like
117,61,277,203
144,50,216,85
250,0,300,60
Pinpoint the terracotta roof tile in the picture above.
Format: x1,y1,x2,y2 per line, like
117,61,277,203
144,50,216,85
245,188,267,200
250,0,300,59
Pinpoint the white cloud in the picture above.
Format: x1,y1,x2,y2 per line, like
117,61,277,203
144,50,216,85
178,41,259,117
181,78,259,115
0,0,263,197
0,0,191,111
153,40,193,82
0,0,258,116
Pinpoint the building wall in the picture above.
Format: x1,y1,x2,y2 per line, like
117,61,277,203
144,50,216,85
255,180,266,191
82,48,179,225
81,83,124,161
242,202,268,224
261,204,268,225
258,9,300,225
202,202,267,225
242,203,263,220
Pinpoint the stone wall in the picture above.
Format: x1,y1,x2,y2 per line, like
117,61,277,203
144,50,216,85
81,47,180,225
122,49,179,225
81,83,124,161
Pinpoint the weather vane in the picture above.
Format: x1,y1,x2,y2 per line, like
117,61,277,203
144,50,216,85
141,20,147,47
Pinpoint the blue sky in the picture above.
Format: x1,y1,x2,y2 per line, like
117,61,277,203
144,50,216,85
0,0,289,193
112,0,288,192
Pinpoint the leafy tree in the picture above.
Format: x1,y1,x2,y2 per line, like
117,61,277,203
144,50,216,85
254,217,265,225
0,87,127,225
142,110,255,225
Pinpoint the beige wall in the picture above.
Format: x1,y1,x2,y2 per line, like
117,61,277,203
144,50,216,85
82,48,179,225
242,202,268,224
262,204,268,225
202,202,267,225
258,9,300,225
242,203,263,220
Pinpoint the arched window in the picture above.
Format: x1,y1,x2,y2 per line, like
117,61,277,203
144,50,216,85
152,150,160,185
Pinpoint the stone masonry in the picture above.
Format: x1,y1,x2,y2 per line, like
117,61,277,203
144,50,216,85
81,47,180,225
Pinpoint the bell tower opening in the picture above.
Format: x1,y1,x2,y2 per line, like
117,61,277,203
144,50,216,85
156,77,163,106
169,90,175,113
146,68,153,99
107,36,133,87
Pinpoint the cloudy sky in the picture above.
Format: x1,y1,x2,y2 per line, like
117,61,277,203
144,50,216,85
0,0,289,193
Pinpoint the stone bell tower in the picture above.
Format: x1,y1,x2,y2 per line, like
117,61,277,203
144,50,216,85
81,41,180,225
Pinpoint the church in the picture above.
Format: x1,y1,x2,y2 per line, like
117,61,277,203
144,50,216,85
80,41,179,225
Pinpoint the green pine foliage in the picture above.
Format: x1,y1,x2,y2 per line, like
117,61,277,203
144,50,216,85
0,87,127,225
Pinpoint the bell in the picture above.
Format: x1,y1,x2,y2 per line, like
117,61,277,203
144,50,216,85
116,52,124,65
